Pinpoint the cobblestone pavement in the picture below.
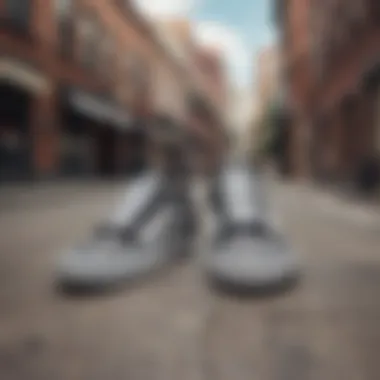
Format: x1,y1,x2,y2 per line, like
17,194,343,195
0,181,380,380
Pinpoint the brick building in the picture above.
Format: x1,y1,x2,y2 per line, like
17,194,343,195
274,0,314,177
249,46,279,160
154,19,228,158
193,47,227,112
0,0,127,180
189,45,228,157
256,45,280,112
251,45,280,152
0,0,223,183
275,0,380,184
308,0,380,185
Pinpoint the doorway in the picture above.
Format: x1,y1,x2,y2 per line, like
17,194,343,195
0,82,32,182
96,127,117,177
126,129,147,175
373,87,380,154
59,107,97,178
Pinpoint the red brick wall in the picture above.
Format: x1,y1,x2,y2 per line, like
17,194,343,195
31,89,60,176
0,1,107,92
309,3,380,180
0,0,191,177
281,0,315,177
317,26,380,112
281,0,380,179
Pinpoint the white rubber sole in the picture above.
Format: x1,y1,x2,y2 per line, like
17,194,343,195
205,237,300,290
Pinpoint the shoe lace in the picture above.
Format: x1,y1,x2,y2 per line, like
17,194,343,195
94,224,138,245
215,220,285,252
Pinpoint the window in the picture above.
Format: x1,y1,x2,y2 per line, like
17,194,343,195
137,59,149,88
314,4,338,81
124,55,133,71
351,0,366,23
55,0,71,18
370,0,380,23
375,87,380,153
112,55,125,102
124,55,135,83
309,1,326,80
335,1,361,47
78,15,98,70
128,55,143,88
115,0,133,14
55,0,74,58
4,0,32,32
98,36,113,76
333,6,348,46
119,55,134,101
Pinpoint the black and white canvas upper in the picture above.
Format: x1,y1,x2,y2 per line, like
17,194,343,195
207,163,298,287
56,172,191,287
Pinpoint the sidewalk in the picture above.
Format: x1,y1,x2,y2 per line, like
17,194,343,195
0,179,128,213
1,176,380,379
278,180,380,230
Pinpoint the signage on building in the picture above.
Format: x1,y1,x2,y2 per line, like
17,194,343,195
0,58,50,94
69,89,131,130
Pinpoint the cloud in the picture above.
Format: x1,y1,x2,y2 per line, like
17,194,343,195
133,0,197,19
133,1,251,87
194,22,250,87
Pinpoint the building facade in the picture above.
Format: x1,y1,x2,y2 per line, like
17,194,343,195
189,45,228,160
252,45,280,150
0,0,223,183
193,47,227,112
276,0,380,184
274,0,314,177
0,0,154,181
308,0,380,185
154,19,228,153
256,45,280,112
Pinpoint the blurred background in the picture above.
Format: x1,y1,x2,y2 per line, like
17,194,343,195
0,1,380,379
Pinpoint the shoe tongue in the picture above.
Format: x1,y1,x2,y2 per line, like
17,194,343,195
82,231,140,254
222,167,255,223
106,174,161,226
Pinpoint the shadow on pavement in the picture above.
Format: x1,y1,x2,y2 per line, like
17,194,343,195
208,273,301,301
53,254,192,300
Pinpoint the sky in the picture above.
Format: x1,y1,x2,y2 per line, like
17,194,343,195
133,0,276,90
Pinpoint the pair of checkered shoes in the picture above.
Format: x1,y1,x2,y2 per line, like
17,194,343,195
56,166,299,291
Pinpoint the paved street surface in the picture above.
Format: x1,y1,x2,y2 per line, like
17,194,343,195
0,180,380,380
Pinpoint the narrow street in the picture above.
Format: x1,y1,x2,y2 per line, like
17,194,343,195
0,181,379,380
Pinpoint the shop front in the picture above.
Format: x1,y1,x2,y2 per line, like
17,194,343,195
0,57,50,183
363,62,380,156
120,120,148,176
59,87,138,178
355,62,380,191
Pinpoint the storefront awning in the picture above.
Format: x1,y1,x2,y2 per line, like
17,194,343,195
67,89,132,130
0,57,50,94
